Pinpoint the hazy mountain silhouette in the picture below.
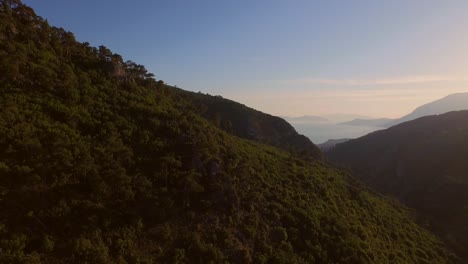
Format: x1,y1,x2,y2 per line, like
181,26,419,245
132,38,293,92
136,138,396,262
387,93,468,126
283,115,328,123
323,114,375,123
339,118,394,127
339,93,468,128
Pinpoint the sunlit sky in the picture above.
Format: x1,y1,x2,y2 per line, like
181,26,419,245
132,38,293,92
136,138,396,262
25,0,468,118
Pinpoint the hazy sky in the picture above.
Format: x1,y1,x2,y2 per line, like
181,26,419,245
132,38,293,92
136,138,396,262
24,0,468,118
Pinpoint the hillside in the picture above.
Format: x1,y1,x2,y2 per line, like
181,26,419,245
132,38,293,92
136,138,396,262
0,1,457,263
172,90,322,159
318,138,350,152
328,111,468,260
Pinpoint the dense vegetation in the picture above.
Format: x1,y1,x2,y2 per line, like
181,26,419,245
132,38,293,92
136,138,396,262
328,111,468,261
171,89,322,159
0,1,457,263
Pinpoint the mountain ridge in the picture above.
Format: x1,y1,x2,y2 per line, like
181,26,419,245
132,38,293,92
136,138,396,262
388,93,468,126
173,90,322,159
338,93,468,128
328,110,468,261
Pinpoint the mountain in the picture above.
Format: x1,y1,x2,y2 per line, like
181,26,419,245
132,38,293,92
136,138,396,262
175,92,322,158
0,1,457,263
338,118,395,127
339,93,468,128
282,115,328,123
328,110,468,260
386,93,468,126
318,138,350,152
322,114,375,123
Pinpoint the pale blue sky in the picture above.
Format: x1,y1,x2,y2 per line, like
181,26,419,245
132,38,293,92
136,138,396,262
24,0,468,117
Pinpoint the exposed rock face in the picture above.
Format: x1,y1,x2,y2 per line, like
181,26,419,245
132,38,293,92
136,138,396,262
102,60,126,78
111,61,126,78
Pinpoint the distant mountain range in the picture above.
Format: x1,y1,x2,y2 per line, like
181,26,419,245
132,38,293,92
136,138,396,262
284,114,376,124
328,110,468,260
338,93,468,128
322,114,375,123
282,115,328,123
339,118,394,127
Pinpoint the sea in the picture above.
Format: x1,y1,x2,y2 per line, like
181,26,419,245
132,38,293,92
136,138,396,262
290,122,383,145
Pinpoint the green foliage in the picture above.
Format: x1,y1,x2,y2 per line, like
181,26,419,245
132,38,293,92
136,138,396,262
328,110,468,261
171,90,323,159
0,1,457,263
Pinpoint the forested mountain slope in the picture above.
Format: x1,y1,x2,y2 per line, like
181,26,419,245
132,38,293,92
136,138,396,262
0,1,457,263
328,111,468,261
172,89,322,159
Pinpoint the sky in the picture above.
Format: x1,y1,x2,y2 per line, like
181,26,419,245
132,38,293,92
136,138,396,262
24,0,468,118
